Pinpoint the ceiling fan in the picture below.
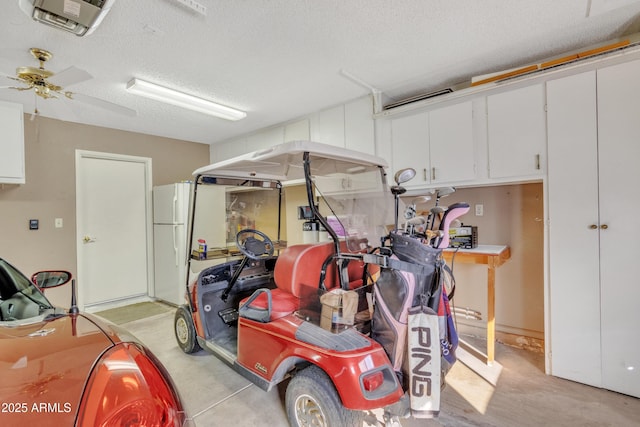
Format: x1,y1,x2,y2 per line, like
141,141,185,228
0,47,136,117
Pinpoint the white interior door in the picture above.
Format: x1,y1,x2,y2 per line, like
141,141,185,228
597,60,640,398
546,71,602,387
76,151,152,309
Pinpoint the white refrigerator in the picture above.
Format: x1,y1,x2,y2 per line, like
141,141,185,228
153,182,191,306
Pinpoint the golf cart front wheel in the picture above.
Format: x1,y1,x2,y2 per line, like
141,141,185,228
285,365,364,427
174,305,201,354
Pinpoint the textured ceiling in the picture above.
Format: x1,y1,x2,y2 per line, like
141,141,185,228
1,0,640,145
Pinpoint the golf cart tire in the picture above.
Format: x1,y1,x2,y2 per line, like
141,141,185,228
174,305,202,354
286,365,365,427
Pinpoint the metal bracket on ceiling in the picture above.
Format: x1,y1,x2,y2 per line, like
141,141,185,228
339,69,384,114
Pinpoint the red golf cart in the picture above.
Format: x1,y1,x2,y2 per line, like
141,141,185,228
173,141,466,426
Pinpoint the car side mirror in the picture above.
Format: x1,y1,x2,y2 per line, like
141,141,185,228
31,271,72,289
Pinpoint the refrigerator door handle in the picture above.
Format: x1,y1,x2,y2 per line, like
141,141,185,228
173,224,179,267
172,188,178,224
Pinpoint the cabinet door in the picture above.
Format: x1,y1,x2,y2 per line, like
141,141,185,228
428,101,475,183
546,71,602,387
246,126,284,152
211,137,246,163
317,105,345,148
345,97,375,155
390,112,429,187
0,101,25,184
487,84,546,179
284,119,310,142
597,60,640,398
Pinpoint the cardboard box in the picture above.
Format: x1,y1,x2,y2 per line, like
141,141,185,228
320,289,358,332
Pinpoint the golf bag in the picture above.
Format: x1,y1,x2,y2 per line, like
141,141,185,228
371,232,458,417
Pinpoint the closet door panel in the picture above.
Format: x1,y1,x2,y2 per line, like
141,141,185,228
597,59,640,398
546,71,601,386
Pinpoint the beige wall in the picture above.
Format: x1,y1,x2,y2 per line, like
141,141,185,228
0,115,210,296
410,183,545,342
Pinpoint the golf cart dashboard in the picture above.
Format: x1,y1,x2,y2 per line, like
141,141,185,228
199,257,275,289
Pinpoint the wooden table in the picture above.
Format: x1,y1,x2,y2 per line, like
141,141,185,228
443,245,511,365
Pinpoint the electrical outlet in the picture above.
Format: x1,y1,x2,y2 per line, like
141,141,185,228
55,218,63,228
475,204,484,216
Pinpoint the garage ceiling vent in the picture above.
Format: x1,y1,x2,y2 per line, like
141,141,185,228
383,88,454,111
19,0,116,36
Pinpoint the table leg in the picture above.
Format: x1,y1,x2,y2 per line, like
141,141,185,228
487,260,496,364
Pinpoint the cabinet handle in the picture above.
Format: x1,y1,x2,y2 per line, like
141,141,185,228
589,224,598,229
423,168,427,181
600,224,608,230
535,154,541,170
432,167,436,180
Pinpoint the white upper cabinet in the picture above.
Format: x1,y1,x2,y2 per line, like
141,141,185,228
344,97,375,155
487,84,546,179
211,137,246,163
317,105,345,148
429,101,475,183
0,101,25,184
390,101,475,188
284,119,310,142
246,126,284,152
317,97,376,155
390,112,430,187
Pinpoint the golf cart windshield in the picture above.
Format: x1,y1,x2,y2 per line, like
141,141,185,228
192,141,392,253
309,154,391,252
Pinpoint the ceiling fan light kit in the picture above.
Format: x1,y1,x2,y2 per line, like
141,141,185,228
14,48,64,99
126,78,247,121
2,47,136,117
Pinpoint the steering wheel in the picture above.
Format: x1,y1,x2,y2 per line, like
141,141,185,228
235,229,275,260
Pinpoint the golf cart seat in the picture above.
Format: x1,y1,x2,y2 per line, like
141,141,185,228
239,242,367,322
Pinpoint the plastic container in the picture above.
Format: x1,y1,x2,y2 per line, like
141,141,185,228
197,239,207,260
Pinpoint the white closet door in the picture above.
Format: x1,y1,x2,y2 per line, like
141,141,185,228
597,60,640,398
546,71,602,387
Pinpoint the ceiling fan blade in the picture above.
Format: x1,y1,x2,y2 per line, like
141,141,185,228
70,92,137,117
48,66,93,88
0,74,15,89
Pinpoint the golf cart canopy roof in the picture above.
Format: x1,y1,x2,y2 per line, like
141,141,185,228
193,140,388,182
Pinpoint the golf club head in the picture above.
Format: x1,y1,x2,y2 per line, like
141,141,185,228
394,168,416,185
404,195,431,220
411,195,432,206
428,205,447,230
436,187,455,199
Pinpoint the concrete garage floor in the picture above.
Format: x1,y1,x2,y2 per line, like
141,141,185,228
107,308,640,427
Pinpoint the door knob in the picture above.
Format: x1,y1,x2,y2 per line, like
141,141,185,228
589,224,598,229
83,235,96,243
600,224,608,230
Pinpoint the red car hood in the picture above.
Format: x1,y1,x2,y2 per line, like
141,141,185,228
0,313,114,426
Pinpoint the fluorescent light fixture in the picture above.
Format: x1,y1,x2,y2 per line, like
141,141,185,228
126,78,246,121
